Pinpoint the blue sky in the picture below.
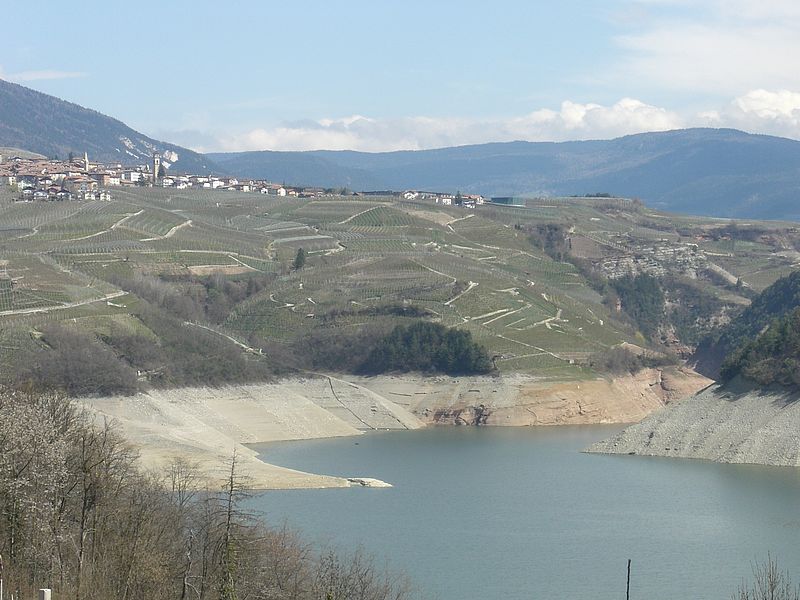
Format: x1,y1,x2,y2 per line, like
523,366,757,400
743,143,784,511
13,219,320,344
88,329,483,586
2,0,800,151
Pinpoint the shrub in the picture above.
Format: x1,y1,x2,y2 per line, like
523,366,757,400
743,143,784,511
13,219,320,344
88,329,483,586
16,324,138,396
733,555,800,600
588,346,676,375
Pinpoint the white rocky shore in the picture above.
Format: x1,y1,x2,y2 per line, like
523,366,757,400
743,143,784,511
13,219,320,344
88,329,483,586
586,381,800,466
80,367,710,490
81,375,421,490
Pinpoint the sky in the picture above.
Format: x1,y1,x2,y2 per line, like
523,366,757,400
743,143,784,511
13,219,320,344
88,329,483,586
2,0,800,153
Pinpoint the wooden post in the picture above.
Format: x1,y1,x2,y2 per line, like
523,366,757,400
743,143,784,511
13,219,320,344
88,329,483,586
626,559,631,600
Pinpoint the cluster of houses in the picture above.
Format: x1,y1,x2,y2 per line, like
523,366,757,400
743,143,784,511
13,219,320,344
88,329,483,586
0,152,486,208
401,190,485,207
0,153,298,201
0,154,118,201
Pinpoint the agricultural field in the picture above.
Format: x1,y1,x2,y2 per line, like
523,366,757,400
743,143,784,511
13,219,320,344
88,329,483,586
1,186,799,384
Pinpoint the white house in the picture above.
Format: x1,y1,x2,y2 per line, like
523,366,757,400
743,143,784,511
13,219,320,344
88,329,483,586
122,171,143,183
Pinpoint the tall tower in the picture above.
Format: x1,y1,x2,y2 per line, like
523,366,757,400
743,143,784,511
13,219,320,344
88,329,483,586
84,152,89,172
153,153,161,181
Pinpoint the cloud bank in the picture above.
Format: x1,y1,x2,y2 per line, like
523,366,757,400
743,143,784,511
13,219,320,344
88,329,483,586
182,90,800,153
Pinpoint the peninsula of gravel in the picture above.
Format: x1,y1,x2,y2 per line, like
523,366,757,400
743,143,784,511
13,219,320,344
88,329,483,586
586,380,800,466
81,367,708,489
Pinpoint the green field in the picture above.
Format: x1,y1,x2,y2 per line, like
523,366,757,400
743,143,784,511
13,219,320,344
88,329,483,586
1,187,798,382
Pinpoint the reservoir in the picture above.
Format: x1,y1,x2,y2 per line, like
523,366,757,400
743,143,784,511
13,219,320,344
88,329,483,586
250,426,800,600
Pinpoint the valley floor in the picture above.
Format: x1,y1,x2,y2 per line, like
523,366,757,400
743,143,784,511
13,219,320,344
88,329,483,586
82,368,710,489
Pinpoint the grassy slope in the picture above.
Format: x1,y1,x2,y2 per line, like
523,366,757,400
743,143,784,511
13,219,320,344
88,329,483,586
1,186,798,384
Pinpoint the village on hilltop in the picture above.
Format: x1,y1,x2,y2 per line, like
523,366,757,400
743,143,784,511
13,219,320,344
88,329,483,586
0,151,486,207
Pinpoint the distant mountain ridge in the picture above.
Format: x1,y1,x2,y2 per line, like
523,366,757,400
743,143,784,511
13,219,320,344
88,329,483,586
209,129,800,220
0,79,212,173
4,78,800,219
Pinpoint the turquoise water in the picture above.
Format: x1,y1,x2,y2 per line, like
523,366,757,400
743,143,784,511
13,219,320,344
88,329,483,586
248,426,800,600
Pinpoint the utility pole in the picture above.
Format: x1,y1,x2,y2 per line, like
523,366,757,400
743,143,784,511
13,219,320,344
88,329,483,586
0,552,3,600
626,559,631,600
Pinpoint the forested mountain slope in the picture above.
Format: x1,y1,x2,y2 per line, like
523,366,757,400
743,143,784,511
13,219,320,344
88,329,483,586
210,129,800,220
0,79,213,173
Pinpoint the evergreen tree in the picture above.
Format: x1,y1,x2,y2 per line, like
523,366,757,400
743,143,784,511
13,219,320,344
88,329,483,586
293,247,307,270
361,321,493,375
612,274,665,338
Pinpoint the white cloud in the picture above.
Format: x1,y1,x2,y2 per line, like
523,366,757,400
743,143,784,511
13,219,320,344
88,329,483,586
713,0,800,22
613,2,800,95
4,70,86,82
724,89,800,137
732,89,800,121
616,24,800,95
213,98,684,152
195,90,800,153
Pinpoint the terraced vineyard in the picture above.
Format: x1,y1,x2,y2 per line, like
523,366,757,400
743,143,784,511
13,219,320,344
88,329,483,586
2,186,799,384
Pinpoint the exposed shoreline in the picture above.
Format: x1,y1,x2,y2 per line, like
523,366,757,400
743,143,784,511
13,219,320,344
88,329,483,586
81,367,711,489
586,380,800,467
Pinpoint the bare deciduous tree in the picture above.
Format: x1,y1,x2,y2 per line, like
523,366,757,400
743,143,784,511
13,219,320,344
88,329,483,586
734,555,800,600
0,387,414,600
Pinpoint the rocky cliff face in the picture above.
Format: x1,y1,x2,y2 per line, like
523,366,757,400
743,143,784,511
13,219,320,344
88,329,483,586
353,367,711,427
586,380,800,466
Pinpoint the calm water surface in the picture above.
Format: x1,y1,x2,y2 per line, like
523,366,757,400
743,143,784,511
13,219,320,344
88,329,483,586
248,426,800,600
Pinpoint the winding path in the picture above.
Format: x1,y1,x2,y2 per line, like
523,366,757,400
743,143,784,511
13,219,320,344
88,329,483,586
0,290,126,317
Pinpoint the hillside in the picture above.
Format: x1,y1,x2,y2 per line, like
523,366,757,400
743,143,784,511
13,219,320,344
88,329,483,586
693,270,800,378
592,271,800,466
1,183,798,396
0,79,213,173
209,129,800,220
719,307,800,387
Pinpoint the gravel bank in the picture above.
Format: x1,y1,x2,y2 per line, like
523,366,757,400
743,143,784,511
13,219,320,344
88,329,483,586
585,381,800,466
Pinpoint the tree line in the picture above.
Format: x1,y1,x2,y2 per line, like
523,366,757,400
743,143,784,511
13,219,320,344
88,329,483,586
360,321,494,376
694,270,800,380
5,271,286,395
0,386,412,600
720,307,800,387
